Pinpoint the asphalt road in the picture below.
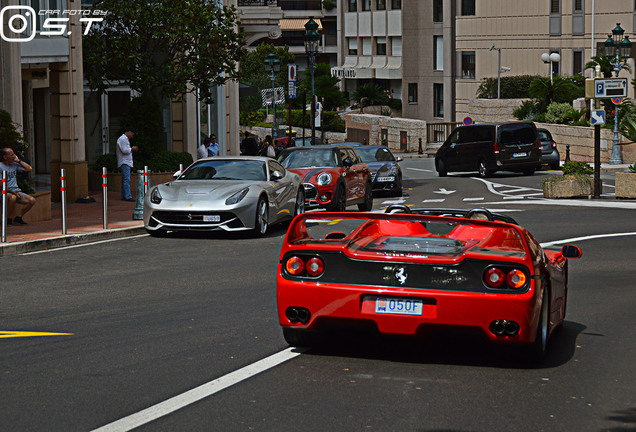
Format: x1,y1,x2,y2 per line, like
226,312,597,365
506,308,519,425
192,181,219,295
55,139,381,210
1,158,635,432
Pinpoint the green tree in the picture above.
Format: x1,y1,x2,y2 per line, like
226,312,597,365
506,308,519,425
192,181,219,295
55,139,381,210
528,76,583,111
0,110,26,154
351,83,389,112
83,0,246,101
585,54,616,78
297,63,348,111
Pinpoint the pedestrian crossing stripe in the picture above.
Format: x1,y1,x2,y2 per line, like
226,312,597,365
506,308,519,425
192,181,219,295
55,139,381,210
0,331,74,339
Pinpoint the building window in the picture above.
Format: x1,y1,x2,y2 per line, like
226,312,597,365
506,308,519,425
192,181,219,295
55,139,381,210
461,51,475,79
550,0,562,35
391,37,402,56
461,0,475,16
376,0,386,10
433,36,444,70
349,0,357,12
434,83,444,117
408,83,418,103
362,0,371,11
348,38,358,55
573,50,583,75
572,0,584,35
376,37,387,55
433,0,443,22
362,37,372,55
391,0,401,9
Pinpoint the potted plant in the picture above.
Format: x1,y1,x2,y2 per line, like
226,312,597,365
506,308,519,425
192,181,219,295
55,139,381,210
542,161,593,198
615,164,636,198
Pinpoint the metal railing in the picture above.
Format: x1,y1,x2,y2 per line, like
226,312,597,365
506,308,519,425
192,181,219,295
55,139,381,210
427,122,461,143
238,0,278,6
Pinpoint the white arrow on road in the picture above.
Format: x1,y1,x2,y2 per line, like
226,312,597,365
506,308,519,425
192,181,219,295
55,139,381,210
433,188,456,195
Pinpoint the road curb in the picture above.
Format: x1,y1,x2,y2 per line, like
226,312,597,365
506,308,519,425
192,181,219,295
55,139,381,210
0,226,147,257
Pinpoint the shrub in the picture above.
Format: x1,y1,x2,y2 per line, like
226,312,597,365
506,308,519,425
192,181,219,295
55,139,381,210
240,110,266,126
544,103,576,124
389,98,402,110
513,100,541,121
476,75,539,99
562,161,593,176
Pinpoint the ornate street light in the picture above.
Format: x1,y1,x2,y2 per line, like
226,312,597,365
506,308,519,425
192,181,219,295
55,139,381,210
603,23,632,164
264,52,281,139
540,52,561,84
304,17,320,144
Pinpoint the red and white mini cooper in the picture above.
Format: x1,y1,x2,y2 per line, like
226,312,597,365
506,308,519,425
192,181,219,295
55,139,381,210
277,145,373,211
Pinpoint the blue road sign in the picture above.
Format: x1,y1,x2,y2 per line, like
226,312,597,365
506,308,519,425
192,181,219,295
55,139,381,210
591,109,605,125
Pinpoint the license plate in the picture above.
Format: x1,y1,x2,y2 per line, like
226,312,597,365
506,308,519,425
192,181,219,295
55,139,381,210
203,215,220,222
375,297,423,316
512,152,527,158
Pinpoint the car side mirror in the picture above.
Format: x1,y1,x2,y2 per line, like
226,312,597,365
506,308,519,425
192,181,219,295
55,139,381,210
561,244,582,259
396,157,403,162
173,170,182,179
271,170,284,181
343,157,354,168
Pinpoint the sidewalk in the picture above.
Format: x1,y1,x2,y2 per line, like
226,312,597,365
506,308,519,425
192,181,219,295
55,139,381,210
0,191,145,257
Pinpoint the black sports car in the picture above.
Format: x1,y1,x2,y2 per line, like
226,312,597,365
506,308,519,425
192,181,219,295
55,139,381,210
354,145,403,196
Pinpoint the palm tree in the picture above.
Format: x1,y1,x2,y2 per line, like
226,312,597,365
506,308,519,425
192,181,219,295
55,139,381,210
352,83,389,112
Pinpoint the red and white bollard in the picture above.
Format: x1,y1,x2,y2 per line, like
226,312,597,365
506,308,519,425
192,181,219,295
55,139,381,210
102,167,108,229
60,169,67,235
1,171,7,242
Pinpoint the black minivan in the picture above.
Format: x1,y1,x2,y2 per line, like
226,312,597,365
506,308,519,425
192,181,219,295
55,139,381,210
435,122,542,178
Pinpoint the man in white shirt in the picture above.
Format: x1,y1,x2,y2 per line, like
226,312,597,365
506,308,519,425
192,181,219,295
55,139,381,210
116,128,138,201
198,137,210,159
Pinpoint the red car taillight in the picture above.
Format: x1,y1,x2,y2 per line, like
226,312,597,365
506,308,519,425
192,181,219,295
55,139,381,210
285,256,305,275
551,141,557,149
484,267,528,289
485,268,505,288
284,256,325,277
493,142,500,154
306,257,325,277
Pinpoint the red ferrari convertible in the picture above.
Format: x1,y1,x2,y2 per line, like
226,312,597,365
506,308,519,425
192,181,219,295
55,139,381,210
276,207,581,361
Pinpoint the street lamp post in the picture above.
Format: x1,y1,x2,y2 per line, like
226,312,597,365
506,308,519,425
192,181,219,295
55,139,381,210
304,17,320,145
540,52,561,84
604,23,632,164
489,44,501,99
264,53,281,139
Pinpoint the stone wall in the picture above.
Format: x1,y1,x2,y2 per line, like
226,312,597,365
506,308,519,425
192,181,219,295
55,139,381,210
535,123,636,165
466,98,525,123
344,114,427,153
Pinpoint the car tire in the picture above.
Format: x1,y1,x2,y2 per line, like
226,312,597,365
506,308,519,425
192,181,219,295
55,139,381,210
146,228,167,237
529,288,550,363
283,327,318,347
293,188,305,218
550,162,560,170
253,197,269,237
523,168,535,176
358,181,373,211
478,160,491,178
328,184,346,212
436,159,447,177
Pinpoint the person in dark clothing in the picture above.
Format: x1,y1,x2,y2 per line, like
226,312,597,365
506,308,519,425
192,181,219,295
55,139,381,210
241,131,260,156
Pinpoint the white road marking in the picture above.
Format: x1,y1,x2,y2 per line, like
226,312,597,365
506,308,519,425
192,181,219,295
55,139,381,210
20,234,148,255
91,347,306,432
540,232,636,248
381,198,407,205
422,199,446,203
405,167,433,172
433,188,456,195
463,197,484,201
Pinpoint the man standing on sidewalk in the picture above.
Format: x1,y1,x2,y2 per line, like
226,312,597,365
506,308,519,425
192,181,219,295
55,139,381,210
116,128,138,201
0,147,35,225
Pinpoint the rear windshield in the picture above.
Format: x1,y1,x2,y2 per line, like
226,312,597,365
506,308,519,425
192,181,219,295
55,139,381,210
499,124,537,146
537,130,552,141
453,125,494,143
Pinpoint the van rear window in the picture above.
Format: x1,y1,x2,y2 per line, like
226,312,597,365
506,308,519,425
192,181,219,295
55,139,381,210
499,125,536,145
460,125,494,142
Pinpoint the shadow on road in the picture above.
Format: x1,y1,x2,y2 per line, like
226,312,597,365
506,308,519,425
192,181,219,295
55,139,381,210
301,320,586,369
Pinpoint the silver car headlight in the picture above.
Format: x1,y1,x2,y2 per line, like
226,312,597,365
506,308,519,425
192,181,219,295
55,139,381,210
317,172,332,186
225,187,249,205
150,187,162,204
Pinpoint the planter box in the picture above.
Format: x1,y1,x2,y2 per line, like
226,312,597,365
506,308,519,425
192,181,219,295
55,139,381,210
1,191,51,223
543,178,592,198
88,170,175,193
615,172,636,198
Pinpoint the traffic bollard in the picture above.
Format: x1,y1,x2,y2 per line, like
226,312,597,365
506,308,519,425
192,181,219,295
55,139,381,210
144,166,149,194
133,170,149,220
565,144,571,163
102,167,108,229
1,171,7,242
418,138,423,155
61,169,67,234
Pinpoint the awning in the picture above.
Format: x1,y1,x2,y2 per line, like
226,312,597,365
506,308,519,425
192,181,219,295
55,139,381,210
239,83,259,98
357,56,372,68
385,56,401,69
370,56,387,69
342,56,358,68
279,18,323,31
